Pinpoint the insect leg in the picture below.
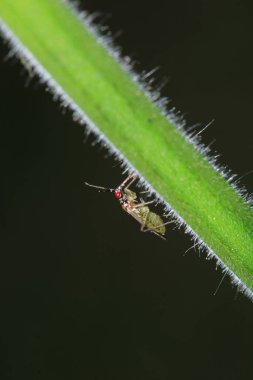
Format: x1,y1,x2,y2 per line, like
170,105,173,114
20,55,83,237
133,200,156,208
119,173,137,190
125,176,137,189
118,174,134,188
140,218,166,240
142,220,172,232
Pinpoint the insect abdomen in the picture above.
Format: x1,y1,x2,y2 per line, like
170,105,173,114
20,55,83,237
138,206,165,235
146,211,166,235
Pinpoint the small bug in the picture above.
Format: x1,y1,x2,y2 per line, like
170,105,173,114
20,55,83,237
85,174,170,239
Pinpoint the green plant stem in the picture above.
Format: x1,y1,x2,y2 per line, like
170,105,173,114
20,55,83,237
1,0,253,296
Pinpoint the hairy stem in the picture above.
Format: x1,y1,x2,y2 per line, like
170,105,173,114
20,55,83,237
0,0,253,297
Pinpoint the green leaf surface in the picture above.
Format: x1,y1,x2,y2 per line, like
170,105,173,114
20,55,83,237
1,0,253,296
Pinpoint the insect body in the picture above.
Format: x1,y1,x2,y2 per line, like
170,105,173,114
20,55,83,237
85,174,169,239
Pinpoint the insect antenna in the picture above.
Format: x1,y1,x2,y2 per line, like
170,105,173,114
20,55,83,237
84,182,114,193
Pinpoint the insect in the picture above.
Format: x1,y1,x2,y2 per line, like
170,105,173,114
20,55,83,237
85,174,169,239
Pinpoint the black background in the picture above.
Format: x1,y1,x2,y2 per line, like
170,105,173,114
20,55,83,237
1,0,253,379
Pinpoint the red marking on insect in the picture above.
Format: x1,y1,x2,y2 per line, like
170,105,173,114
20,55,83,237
121,199,129,209
114,190,122,199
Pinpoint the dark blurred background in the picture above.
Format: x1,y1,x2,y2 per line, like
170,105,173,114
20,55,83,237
0,0,253,379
